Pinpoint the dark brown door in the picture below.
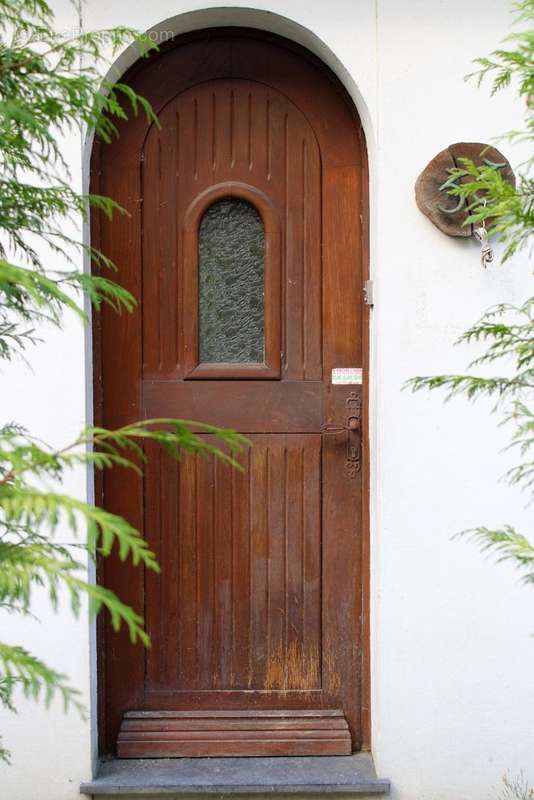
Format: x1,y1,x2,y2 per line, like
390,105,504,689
94,29,368,758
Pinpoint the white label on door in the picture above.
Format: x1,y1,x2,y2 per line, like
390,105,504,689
331,367,363,385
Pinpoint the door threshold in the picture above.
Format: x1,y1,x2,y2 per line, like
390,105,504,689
117,709,352,758
80,752,390,796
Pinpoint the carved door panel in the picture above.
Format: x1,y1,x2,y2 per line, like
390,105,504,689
94,31,368,757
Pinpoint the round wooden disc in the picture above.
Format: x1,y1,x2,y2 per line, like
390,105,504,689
415,142,515,237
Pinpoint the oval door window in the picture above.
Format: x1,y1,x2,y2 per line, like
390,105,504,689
198,198,265,364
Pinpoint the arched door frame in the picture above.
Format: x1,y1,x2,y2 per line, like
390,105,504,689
89,25,371,756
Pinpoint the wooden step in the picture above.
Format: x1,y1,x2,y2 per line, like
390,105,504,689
117,709,352,757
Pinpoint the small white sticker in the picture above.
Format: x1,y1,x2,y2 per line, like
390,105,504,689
332,367,363,385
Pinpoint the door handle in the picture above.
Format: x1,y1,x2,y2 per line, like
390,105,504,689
320,392,362,478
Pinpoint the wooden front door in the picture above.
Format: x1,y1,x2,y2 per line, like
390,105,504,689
94,29,368,758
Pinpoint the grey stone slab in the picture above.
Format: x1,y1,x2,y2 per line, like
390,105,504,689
80,753,391,796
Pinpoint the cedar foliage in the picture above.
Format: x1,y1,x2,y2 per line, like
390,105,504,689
0,0,246,762
408,1,534,584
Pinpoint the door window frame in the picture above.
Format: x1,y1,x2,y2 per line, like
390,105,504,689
183,181,281,380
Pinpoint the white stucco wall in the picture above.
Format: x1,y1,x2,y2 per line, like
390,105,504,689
1,1,533,799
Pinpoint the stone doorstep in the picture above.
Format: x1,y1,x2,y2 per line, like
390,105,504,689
80,753,391,796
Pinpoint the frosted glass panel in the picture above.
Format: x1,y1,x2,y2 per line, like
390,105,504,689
199,198,264,363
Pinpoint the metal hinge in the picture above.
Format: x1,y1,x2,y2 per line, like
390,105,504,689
363,279,374,307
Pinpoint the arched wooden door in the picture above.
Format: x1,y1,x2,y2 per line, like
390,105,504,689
93,29,369,758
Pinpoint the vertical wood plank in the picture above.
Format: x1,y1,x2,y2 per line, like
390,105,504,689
99,159,145,750
303,437,322,682
213,457,234,688
231,447,252,688
302,132,323,380
249,442,269,687
323,166,362,373
284,118,304,380
195,453,215,689
322,387,363,747
322,163,363,745
144,441,162,688
178,453,199,689
265,444,286,684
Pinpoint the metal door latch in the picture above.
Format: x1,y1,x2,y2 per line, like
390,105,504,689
321,391,362,478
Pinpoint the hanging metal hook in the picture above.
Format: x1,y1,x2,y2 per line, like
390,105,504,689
472,199,494,268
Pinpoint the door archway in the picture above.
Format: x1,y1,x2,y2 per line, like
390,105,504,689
92,27,369,757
